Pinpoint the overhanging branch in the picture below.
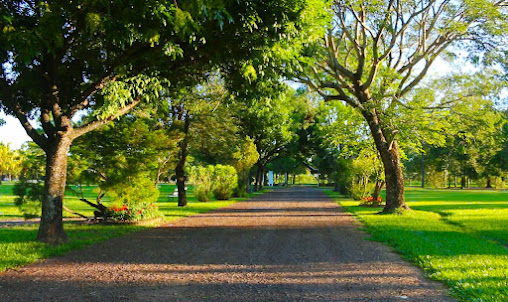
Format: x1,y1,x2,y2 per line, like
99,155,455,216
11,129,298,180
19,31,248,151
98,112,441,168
71,98,140,139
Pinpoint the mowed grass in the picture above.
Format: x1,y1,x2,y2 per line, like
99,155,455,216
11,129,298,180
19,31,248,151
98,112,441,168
0,182,239,220
327,188,508,302
0,182,257,272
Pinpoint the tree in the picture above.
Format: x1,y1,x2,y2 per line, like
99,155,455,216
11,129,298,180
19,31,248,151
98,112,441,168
402,70,506,188
0,143,22,184
71,115,173,192
232,137,260,195
234,89,298,190
295,0,508,212
494,111,508,181
430,98,504,188
312,99,384,197
18,142,46,181
1,0,317,243
163,76,235,207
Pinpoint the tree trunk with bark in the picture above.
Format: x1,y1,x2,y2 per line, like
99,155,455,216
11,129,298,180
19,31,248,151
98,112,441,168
372,179,385,203
255,164,264,191
363,110,409,213
486,177,492,188
37,135,72,244
421,152,425,188
176,118,190,207
333,174,340,192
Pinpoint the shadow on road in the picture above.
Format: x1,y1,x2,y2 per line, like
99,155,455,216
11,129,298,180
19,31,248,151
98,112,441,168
0,187,453,301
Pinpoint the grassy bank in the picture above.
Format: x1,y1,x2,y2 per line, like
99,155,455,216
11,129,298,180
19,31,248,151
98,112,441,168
0,183,260,272
327,188,508,302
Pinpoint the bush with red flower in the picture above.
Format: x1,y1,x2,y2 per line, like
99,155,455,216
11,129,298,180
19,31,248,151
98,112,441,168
109,202,162,222
103,177,163,222
360,196,383,206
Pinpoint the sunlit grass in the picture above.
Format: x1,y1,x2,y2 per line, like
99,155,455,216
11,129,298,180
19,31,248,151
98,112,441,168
0,182,260,272
403,188,508,247
327,188,508,301
0,223,145,271
0,182,223,220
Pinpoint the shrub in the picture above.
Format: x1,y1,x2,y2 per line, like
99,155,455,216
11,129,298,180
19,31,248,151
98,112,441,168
212,165,237,200
189,166,214,202
106,176,159,206
108,202,162,222
13,180,44,219
348,176,375,200
105,176,162,222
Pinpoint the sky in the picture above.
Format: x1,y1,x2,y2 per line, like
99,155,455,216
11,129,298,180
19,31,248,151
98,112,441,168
0,112,31,149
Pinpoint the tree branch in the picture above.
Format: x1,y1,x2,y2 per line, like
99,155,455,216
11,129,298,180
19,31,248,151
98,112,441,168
71,98,140,139
68,75,117,118
13,105,48,151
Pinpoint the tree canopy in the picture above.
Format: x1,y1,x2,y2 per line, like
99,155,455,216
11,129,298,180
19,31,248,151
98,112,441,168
0,0,325,244
293,0,508,212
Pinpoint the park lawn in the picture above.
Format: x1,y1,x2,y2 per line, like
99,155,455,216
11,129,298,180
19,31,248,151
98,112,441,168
0,183,19,219
406,189,508,247
0,223,146,271
0,182,108,219
0,182,212,220
0,183,260,272
327,188,508,302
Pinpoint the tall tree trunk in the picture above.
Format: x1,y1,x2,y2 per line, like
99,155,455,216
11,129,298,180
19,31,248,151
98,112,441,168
155,165,163,186
255,164,264,191
421,152,425,188
486,177,492,188
155,172,161,187
372,180,385,203
461,176,466,189
176,118,190,207
253,167,259,191
363,110,409,213
37,135,72,244
242,170,249,194
333,172,340,192
155,157,171,186
247,170,252,193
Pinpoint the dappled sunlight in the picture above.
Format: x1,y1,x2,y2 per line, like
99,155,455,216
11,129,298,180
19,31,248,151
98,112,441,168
0,187,452,301
2,260,449,301
7,261,428,286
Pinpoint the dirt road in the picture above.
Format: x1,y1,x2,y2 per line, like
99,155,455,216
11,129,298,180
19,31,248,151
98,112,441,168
0,187,453,301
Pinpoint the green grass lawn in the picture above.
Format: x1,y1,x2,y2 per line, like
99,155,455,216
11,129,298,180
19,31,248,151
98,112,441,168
327,187,508,302
0,182,239,220
0,182,259,272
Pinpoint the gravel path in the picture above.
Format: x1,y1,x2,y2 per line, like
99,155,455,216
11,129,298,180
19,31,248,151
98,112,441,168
0,187,454,301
